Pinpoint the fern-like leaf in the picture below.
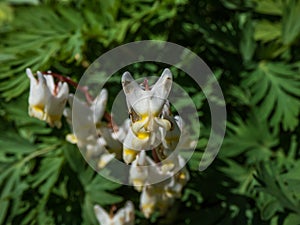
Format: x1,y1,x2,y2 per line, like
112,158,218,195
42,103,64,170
243,62,300,131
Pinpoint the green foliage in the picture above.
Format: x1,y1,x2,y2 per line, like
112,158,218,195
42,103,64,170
0,0,300,224
243,62,300,131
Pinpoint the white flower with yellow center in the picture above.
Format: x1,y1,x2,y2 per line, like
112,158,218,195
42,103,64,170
26,68,69,128
122,69,173,164
94,201,135,225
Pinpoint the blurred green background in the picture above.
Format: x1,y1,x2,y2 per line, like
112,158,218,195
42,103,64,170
0,0,300,224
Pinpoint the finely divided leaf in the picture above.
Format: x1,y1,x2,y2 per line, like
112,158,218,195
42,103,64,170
244,62,300,131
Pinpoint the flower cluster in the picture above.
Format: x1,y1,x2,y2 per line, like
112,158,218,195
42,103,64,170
121,69,190,218
26,68,192,223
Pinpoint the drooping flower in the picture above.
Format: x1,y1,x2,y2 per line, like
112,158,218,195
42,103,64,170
65,89,108,142
26,68,69,128
140,184,175,218
94,201,135,225
122,69,173,164
129,150,149,191
64,89,123,169
130,150,189,218
164,157,190,198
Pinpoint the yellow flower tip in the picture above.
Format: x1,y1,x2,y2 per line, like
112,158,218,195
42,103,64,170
97,153,115,169
45,114,62,128
97,159,108,169
66,134,78,144
32,105,44,113
124,148,137,155
141,203,155,218
30,104,63,128
133,179,144,192
123,148,138,164
165,190,175,198
179,172,186,180
161,163,175,173
29,105,45,120
137,131,150,139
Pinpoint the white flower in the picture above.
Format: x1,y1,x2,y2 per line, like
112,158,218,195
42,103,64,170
26,68,69,128
164,157,190,198
139,185,157,218
121,69,173,163
140,185,174,218
122,69,172,118
94,201,135,225
64,89,122,169
64,89,108,144
85,137,107,160
129,150,148,191
99,126,124,160
134,152,189,218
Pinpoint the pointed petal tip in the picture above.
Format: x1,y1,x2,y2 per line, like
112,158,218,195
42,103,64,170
99,88,108,101
26,68,35,79
36,71,45,81
26,68,31,74
101,88,108,95
162,68,172,80
122,71,133,82
55,82,69,98
94,205,100,211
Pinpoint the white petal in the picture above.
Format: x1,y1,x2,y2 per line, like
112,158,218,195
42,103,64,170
85,138,106,160
63,107,72,126
93,89,108,124
112,208,126,225
129,153,148,191
175,116,197,150
151,69,173,99
140,186,157,218
149,69,173,113
124,201,135,225
94,205,110,225
99,127,122,152
70,95,94,140
26,68,37,85
137,150,147,165
56,82,69,98
27,70,48,106
98,153,115,169
122,72,143,111
44,74,55,94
